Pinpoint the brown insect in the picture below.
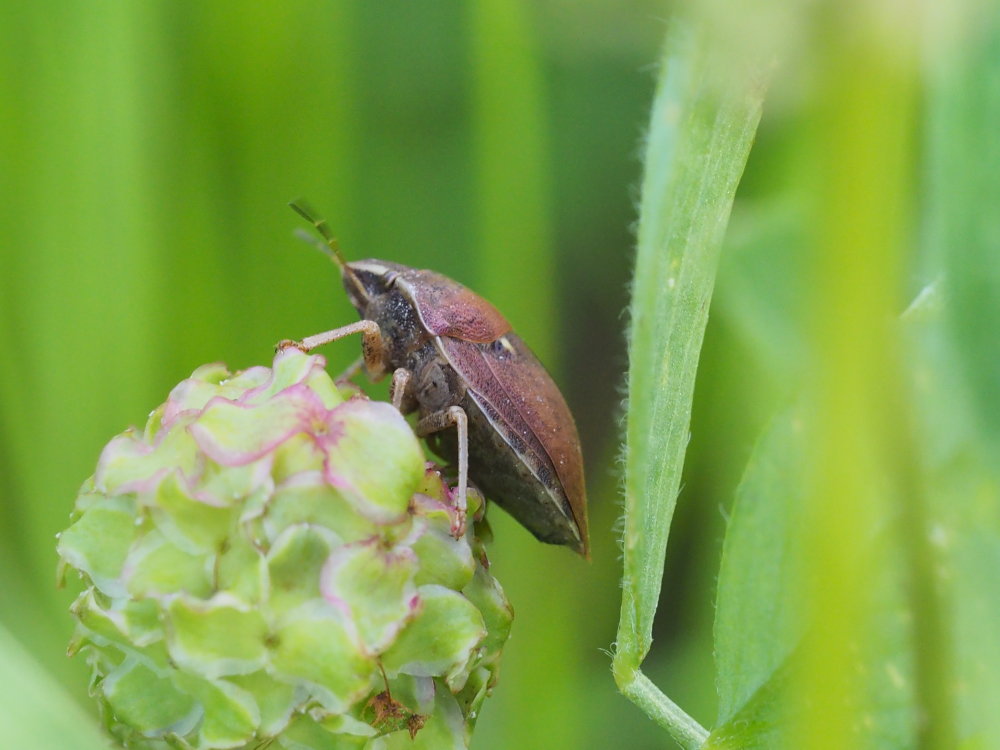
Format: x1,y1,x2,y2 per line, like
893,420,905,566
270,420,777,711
280,203,588,556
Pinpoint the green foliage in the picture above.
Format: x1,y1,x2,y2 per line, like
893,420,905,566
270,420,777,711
4,1,1000,749
1,3,651,748
917,14,1000,746
712,411,806,728
0,624,112,750
613,15,766,749
616,1,1000,749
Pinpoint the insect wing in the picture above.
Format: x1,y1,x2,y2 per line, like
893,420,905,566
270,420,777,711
437,333,589,551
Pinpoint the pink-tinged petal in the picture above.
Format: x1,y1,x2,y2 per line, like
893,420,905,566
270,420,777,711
188,384,329,466
185,453,275,509
311,418,346,456
393,514,428,549
96,420,203,495
380,584,486,691
162,364,275,428
266,524,341,613
409,492,463,543
268,600,373,714
318,400,424,523
61,344,515,747
409,517,475,591
240,349,329,406
150,470,238,553
217,365,272,393
263,472,380,547
302,364,344,410
163,378,224,426
188,362,231,384
320,538,419,653
95,431,151,489
410,492,453,517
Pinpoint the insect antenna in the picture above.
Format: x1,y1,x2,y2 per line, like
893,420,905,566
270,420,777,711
288,200,369,304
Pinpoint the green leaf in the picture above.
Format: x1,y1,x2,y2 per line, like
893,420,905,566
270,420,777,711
612,17,767,748
949,530,1000,744
911,244,1000,744
617,21,766,668
710,497,921,750
703,657,793,750
913,9,1000,746
713,411,807,725
0,624,114,750
715,200,809,380
923,12,1000,450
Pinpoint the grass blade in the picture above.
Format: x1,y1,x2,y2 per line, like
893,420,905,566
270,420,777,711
916,7,1000,743
712,411,807,725
613,19,767,746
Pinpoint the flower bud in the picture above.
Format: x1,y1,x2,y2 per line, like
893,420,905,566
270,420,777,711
57,349,513,749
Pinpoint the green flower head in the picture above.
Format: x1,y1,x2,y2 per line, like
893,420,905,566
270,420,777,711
57,349,512,749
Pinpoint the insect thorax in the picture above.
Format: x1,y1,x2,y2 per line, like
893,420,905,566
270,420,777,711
363,287,426,366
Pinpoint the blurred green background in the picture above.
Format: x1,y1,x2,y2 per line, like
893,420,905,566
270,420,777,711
2,1,998,748
0,2,684,747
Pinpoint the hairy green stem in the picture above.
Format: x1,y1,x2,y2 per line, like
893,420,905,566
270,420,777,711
615,667,709,749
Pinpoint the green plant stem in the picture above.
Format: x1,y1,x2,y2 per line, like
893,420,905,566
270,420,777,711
615,667,710,749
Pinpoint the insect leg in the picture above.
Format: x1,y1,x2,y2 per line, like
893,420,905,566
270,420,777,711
389,368,416,413
277,319,387,379
415,405,468,537
335,355,365,384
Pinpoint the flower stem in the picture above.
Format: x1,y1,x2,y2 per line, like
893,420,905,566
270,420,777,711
615,667,709,749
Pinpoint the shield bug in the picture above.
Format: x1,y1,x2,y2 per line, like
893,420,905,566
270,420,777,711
279,202,589,556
